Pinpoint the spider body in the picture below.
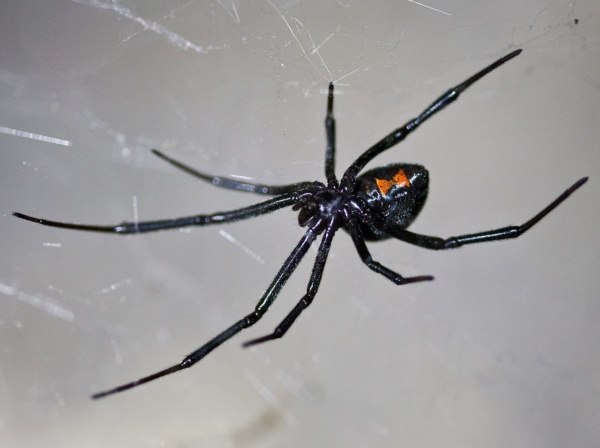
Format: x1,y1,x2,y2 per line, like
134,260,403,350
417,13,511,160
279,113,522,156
355,164,428,240
13,49,587,399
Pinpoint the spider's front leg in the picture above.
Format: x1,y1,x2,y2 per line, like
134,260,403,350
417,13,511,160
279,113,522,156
342,50,523,186
92,220,324,399
243,219,338,347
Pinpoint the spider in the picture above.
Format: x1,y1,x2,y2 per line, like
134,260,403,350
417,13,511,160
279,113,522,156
14,49,587,399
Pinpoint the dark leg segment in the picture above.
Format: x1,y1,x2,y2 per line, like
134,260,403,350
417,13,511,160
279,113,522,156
243,219,338,347
152,149,312,195
346,218,433,284
324,83,338,188
91,319,248,399
13,194,298,234
92,221,324,399
381,177,588,250
342,50,522,186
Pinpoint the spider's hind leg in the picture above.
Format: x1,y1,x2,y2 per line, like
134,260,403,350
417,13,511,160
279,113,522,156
346,218,433,285
383,177,588,250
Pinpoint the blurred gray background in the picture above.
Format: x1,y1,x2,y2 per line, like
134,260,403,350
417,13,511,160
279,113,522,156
1,1,598,447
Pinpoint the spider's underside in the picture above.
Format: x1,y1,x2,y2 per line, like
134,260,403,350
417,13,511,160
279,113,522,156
13,49,587,399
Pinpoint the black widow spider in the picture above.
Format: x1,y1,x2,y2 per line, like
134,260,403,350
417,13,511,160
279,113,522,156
14,49,587,399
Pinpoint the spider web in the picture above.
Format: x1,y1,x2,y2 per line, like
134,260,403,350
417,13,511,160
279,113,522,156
1,1,598,447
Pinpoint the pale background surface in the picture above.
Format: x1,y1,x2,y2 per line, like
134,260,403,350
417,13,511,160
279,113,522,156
1,1,598,447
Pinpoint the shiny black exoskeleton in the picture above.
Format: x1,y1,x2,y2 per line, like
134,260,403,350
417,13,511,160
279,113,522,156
355,164,428,240
14,49,587,399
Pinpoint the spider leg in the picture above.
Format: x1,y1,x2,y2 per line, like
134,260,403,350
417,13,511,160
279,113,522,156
92,221,324,399
152,149,312,195
379,177,587,250
243,219,338,347
324,83,338,188
13,194,298,234
342,49,522,186
346,218,433,284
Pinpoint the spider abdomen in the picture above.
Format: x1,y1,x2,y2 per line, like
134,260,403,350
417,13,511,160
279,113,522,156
355,164,429,240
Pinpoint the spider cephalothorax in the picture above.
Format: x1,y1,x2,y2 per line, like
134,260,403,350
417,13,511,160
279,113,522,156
293,184,343,229
14,49,587,399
